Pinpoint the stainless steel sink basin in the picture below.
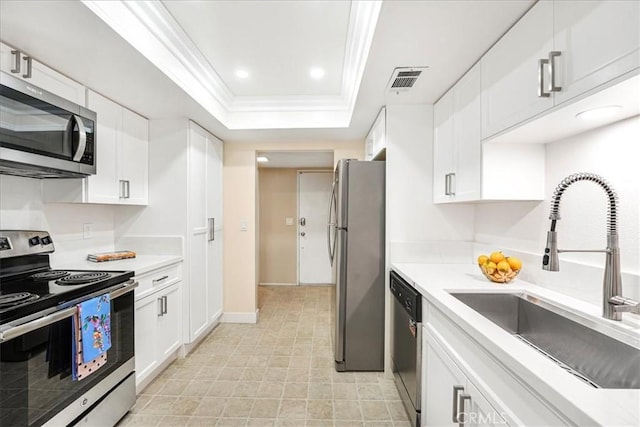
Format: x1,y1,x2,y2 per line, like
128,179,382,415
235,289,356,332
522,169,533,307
450,292,640,389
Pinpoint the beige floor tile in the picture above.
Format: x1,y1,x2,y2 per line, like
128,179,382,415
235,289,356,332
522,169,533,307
186,416,220,426
216,418,248,426
334,422,364,427
157,379,190,396
356,384,383,400
306,420,333,427
169,396,202,416
241,367,267,381
334,400,362,420
359,401,390,421
158,415,191,426
183,380,214,397
282,382,308,399
247,419,276,427
308,382,333,400
218,367,245,381
278,399,307,419
385,401,408,421
263,368,288,382
207,381,238,397
129,394,153,413
193,397,227,417
256,381,285,398
120,413,164,426
221,398,254,418
307,399,333,420
333,383,358,400
249,398,280,418
285,368,310,383
144,396,178,415
198,366,223,380
269,356,291,368
233,381,262,398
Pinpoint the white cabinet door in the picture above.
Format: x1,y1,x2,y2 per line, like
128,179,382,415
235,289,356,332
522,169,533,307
553,0,640,105
188,123,209,341
0,42,85,105
465,382,507,427
134,293,161,387
423,329,467,426
86,90,120,203
481,0,554,139
433,91,454,203
119,108,149,205
207,135,224,323
157,284,182,359
452,64,482,202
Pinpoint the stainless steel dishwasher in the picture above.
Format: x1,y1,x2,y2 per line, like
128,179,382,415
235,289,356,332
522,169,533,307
390,270,422,427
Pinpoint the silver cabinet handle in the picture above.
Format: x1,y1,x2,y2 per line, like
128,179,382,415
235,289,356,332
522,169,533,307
548,51,562,93
162,295,168,315
157,297,163,317
458,393,471,426
538,58,550,97
71,115,87,162
445,173,450,195
125,180,130,199
449,172,456,196
326,183,336,265
208,218,215,241
452,385,464,422
10,50,21,74
119,180,124,198
153,275,169,285
22,55,32,79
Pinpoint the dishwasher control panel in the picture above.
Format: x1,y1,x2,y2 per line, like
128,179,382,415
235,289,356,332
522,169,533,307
390,270,422,321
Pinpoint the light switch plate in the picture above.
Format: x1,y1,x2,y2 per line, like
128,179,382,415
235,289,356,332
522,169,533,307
285,217,294,226
83,223,93,239
240,220,248,231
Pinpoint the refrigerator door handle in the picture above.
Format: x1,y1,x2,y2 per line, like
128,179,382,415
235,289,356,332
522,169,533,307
327,182,337,265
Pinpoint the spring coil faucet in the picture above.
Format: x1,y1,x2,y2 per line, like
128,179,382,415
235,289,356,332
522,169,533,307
543,172,639,321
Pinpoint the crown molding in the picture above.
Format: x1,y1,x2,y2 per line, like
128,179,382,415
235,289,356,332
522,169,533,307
82,0,381,130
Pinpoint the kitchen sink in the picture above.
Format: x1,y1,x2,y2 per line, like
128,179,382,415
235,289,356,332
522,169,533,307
449,292,640,389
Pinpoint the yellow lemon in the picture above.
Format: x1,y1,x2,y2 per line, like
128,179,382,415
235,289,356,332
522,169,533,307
497,260,511,273
490,251,505,264
484,261,497,274
477,254,489,265
507,257,522,271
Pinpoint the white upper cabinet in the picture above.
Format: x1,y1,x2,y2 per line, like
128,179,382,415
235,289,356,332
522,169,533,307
553,0,640,104
0,42,85,105
481,0,639,140
44,90,149,205
434,63,542,204
481,1,554,139
364,108,386,160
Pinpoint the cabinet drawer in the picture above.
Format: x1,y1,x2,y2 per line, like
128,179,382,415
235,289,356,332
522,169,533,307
135,263,181,300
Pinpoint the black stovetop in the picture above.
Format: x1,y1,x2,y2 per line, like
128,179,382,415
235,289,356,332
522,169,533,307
0,267,134,325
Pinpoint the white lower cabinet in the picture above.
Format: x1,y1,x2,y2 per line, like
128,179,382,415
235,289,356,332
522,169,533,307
134,265,182,390
421,300,571,426
422,326,505,427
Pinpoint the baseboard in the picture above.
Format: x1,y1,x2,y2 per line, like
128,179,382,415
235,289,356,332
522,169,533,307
221,310,259,324
259,282,297,286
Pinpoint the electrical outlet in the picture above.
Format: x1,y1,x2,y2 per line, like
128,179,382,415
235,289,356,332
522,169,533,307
285,217,294,226
240,220,248,232
83,223,93,239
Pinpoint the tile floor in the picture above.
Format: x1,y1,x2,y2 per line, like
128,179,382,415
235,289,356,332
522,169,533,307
118,285,410,426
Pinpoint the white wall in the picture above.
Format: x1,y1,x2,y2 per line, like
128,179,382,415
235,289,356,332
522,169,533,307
474,116,640,304
0,175,116,265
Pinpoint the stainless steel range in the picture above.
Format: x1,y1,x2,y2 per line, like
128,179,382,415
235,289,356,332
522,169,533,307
0,230,137,427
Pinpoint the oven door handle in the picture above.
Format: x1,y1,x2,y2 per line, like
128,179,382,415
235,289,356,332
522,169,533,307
0,306,76,343
0,279,138,343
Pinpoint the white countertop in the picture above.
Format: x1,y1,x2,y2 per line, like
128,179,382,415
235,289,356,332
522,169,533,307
392,262,640,427
53,255,182,276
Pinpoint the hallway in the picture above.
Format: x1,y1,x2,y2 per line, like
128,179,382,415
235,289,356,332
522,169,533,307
119,286,409,426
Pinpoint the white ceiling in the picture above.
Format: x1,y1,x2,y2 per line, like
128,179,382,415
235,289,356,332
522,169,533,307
0,0,534,142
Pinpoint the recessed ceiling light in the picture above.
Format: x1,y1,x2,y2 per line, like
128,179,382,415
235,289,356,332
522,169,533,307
310,67,325,80
256,156,269,163
576,105,622,121
236,69,249,79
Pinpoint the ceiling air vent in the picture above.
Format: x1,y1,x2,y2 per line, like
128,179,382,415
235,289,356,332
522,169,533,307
387,67,428,93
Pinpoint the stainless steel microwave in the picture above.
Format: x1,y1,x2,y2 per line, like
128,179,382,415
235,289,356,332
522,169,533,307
0,71,96,178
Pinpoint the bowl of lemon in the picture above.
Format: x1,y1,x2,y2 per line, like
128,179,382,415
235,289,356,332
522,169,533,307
477,251,522,283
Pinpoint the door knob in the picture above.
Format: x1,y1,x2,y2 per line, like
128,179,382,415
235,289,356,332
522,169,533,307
300,232,306,237
300,217,306,226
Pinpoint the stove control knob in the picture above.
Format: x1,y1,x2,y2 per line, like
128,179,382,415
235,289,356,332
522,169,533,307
29,236,41,246
41,236,52,245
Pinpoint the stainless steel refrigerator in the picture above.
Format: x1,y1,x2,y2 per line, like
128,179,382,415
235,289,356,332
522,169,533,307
328,159,385,372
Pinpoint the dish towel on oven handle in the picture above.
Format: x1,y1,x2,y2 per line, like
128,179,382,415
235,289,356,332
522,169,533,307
71,293,111,380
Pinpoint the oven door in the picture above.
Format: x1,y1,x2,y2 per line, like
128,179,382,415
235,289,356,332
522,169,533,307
0,72,96,177
0,281,135,427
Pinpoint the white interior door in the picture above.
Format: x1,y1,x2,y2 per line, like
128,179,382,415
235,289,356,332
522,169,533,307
298,171,333,284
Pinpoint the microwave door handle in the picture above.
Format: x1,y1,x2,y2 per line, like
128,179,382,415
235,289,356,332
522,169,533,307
71,115,87,162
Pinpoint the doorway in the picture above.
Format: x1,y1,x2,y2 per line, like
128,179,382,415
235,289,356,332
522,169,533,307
298,171,334,285
257,151,334,288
